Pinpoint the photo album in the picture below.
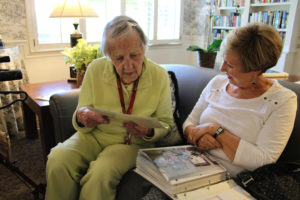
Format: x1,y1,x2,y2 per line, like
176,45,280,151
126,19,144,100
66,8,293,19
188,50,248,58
135,145,255,200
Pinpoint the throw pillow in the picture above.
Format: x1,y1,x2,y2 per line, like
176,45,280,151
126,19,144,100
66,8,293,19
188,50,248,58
155,71,182,147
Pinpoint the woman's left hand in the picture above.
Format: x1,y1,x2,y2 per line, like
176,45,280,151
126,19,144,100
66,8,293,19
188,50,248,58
197,134,222,151
186,123,216,145
123,122,153,138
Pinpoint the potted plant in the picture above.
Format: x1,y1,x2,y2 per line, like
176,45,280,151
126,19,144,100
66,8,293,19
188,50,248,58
187,39,222,69
62,39,104,87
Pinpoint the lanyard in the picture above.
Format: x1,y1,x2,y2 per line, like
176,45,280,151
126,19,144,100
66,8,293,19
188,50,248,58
116,73,139,144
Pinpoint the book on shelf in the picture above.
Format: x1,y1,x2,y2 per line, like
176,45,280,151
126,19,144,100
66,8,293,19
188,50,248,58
281,10,288,29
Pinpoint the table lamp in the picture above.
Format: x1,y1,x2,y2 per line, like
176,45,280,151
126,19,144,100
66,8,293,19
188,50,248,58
49,0,98,47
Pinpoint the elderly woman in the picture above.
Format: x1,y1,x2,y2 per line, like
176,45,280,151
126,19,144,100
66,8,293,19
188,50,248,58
183,23,297,177
45,16,173,200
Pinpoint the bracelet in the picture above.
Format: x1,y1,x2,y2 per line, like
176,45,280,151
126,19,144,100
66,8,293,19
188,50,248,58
213,126,225,138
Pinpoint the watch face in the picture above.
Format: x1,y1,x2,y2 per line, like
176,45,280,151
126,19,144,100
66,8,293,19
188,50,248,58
214,127,224,138
216,127,223,133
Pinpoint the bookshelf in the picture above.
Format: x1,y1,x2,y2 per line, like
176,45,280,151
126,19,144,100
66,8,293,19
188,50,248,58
212,0,299,73
212,0,291,40
249,1,291,41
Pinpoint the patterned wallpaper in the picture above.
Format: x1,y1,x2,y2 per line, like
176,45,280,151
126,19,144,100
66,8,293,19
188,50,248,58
0,0,27,41
183,0,207,36
0,0,205,41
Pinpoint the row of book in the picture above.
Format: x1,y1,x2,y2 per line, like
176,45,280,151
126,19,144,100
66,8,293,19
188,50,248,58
212,29,229,41
214,0,245,7
214,0,289,8
212,13,242,28
212,26,286,41
249,10,289,29
251,0,289,3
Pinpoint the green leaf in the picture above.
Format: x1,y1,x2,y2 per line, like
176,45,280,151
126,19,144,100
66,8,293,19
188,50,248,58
187,39,222,53
186,45,205,52
208,40,222,52
61,39,104,73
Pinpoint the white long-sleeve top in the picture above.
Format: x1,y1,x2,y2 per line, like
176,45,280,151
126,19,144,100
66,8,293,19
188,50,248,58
183,75,297,176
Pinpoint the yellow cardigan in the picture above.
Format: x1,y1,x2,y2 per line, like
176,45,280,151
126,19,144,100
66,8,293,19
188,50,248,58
72,56,173,146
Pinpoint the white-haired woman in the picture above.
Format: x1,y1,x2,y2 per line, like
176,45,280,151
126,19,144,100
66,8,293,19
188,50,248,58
45,16,173,200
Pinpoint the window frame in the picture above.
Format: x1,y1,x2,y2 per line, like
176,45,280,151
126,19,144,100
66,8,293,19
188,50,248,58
25,0,183,53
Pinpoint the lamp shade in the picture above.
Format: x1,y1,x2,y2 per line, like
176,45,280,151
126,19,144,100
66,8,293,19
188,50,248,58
50,0,98,18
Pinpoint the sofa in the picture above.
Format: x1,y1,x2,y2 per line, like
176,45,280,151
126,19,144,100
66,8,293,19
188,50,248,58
49,64,300,199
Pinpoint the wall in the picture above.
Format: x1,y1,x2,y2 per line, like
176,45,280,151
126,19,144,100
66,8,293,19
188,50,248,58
0,0,211,83
1,0,299,83
290,25,300,75
0,0,27,41
273,0,300,75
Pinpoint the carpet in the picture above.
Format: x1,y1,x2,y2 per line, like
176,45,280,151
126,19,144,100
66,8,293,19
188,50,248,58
0,133,169,200
0,132,46,200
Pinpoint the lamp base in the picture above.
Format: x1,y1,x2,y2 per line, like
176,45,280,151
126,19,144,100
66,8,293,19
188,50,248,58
70,33,82,47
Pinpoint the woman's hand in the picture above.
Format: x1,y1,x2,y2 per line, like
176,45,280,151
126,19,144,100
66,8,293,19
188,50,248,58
123,122,153,138
76,107,110,128
197,134,222,151
185,124,212,145
185,123,221,147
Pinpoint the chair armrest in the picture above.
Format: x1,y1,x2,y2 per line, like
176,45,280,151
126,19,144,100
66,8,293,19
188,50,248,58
49,89,80,144
277,80,300,163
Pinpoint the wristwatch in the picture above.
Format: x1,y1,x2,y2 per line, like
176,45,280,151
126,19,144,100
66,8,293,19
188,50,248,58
213,126,225,138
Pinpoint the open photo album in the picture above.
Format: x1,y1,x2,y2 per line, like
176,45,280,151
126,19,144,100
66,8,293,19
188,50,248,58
135,145,254,200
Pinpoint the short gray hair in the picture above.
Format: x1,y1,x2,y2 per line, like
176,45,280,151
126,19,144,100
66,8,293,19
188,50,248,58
101,16,147,58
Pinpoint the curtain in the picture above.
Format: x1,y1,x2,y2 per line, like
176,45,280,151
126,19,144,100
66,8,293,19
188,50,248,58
0,46,29,136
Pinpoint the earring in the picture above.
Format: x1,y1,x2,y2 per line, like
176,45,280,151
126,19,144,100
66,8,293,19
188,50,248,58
252,76,257,85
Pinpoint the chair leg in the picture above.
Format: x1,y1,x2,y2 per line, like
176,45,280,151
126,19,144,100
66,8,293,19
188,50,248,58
0,110,11,161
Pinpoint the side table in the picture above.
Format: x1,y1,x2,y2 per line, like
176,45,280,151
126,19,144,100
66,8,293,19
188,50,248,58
20,80,77,163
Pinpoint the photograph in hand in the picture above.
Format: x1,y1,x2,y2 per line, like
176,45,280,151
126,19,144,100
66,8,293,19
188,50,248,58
87,106,167,129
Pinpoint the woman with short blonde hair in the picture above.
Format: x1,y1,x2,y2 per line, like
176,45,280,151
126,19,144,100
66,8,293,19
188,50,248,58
184,23,297,177
220,22,283,73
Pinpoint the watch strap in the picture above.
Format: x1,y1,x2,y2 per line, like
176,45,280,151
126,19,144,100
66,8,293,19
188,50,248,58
213,126,225,138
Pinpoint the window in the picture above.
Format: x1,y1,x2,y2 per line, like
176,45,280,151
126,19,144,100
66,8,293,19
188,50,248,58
26,0,182,52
